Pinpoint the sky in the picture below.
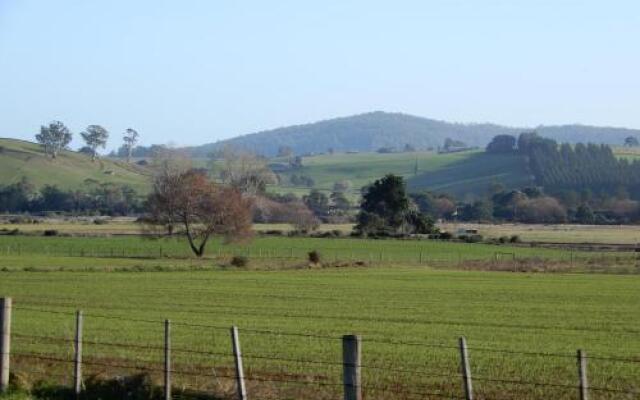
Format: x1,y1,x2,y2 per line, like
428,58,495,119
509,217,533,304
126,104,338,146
1,0,639,150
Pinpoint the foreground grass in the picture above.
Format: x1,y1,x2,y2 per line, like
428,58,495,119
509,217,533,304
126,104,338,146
1,234,636,274
1,268,639,399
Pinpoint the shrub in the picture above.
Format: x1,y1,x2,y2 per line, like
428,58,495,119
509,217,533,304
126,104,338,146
43,229,58,236
230,256,249,267
263,229,283,236
498,236,510,243
308,250,321,264
439,231,453,240
462,234,483,243
93,219,109,225
510,235,522,243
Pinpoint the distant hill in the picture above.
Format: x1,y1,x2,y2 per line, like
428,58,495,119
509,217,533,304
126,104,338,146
0,138,151,192
189,111,640,157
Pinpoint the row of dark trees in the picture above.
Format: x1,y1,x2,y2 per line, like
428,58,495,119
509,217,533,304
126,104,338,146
36,121,139,161
486,132,640,199
0,178,143,215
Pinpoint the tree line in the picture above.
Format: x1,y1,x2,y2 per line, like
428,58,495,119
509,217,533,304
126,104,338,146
0,177,143,215
36,121,140,162
417,132,640,224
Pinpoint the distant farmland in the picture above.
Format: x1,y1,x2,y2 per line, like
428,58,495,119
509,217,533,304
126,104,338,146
273,150,531,198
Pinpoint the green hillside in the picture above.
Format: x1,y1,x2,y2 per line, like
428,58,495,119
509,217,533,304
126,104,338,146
0,138,151,192
407,151,532,197
0,138,533,200
275,150,532,198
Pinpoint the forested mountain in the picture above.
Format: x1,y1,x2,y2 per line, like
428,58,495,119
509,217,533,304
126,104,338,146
188,111,640,157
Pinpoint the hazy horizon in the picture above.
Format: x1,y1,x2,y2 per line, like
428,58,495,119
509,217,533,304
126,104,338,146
1,1,639,150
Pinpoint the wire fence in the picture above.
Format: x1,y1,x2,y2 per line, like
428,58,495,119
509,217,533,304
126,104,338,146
1,299,639,400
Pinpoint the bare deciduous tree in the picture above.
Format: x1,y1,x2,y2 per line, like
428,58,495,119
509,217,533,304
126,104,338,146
36,121,73,159
218,147,277,195
147,169,253,257
80,125,109,161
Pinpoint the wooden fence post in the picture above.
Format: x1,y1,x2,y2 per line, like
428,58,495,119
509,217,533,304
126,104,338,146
459,337,473,400
73,310,83,397
164,320,171,400
342,334,362,400
578,349,588,400
0,298,12,393
231,326,247,400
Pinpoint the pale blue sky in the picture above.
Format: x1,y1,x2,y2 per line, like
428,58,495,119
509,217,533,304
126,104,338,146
1,0,639,150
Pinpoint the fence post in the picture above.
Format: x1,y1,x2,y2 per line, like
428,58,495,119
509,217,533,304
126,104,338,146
342,335,362,400
0,298,12,393
578,349,588,400
164,319,171,400
231,326,247,400
459,337,473,400
73,310,83,397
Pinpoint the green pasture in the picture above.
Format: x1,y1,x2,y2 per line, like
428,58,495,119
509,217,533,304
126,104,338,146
0,268,638,399
0,235,616,271
274,150,531,198
406,152,531,197
0,138,150,192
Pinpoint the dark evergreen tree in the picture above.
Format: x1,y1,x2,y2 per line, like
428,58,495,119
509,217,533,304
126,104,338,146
486,135,516,153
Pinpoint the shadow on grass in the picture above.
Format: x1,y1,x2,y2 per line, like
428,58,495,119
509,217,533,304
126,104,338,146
15,374,225,400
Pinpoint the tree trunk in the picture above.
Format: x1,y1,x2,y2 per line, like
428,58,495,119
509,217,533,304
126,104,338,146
184,223,208,258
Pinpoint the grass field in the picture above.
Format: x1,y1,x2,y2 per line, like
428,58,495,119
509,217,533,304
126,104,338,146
1,268,639,399
273,150,531,198
0,220,638,398
407,152,532,198
0,234,623,273
0,138,150,192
